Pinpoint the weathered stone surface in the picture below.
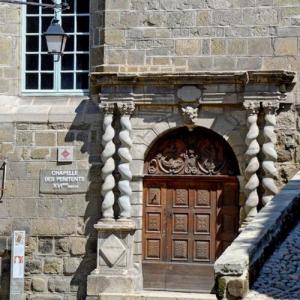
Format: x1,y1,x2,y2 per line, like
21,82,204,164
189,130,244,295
87,274,139,295
248,38,273,55
16,131,33,146
274,37,298,56
277,148,293,162
175,40,199,56
55,238,70,255
99,234,126,267
31,148,50,159
32,277,47,292
44,258,63,274
31,218,77,236
48,278,70,292
35,132,56,146
28,295,63,300
25,237,37,255
0,35,12,64
38,238,53,254
64,257,81,275
25,260,42,274
227,276,248,298
70,237,86,256
177,86,201,102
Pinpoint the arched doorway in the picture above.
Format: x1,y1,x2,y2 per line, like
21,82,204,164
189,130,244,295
142,127,240,293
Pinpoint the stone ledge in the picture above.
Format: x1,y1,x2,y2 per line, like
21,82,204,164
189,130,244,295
91,70,296,91
94,219,136,232
0,96,101,123
98,291,217,300
214,171,300,299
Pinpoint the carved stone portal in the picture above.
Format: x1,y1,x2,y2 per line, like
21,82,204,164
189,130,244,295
145,127,240,176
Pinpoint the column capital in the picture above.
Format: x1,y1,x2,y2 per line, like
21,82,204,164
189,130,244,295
243,101,260,114
117,101,135,115
262,101,280,114
100,102,115,114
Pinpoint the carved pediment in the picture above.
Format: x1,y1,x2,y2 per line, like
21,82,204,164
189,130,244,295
145,128,239,176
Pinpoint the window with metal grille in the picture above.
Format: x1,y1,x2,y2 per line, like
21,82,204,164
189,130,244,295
23,0,89,94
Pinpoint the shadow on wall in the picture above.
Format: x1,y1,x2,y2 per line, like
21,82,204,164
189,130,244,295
65,99,102,299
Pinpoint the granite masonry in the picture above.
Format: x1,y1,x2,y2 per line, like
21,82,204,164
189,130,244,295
0,0,299,299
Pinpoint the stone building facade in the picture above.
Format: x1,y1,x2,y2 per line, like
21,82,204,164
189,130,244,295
0,0,299,299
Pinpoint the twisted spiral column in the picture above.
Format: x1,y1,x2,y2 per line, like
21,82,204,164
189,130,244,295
100,103,116,219
262,101,279,206
243,101,260,226
117,102,135,219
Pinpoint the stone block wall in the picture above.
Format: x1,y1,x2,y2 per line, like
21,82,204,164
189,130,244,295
0,3,20,95
276,106,300,187
0,99,103,299
91,0,300,102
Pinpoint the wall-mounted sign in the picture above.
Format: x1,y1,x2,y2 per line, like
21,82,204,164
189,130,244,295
10,231,25,299
40,170,89,194
12,231,25,279
57,146,74,162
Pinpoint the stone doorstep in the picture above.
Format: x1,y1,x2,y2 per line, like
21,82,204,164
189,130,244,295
98,291,217,300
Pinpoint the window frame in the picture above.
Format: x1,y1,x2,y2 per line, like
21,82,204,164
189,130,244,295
21,0,90,96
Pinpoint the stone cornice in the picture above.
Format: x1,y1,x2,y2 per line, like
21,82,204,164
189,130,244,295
91,70,296,91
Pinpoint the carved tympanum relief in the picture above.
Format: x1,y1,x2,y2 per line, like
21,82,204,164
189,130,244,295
145,128,239,176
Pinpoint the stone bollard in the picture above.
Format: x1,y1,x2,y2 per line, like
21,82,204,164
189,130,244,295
217,271,249,300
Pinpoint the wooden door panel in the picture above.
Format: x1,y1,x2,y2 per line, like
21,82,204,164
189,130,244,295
145,238,161,260
146,213,161,232
194,240,210,261
173,213,189,234
174,188,189,206
143,176,239,292
194,214,210,233
147,187,161,206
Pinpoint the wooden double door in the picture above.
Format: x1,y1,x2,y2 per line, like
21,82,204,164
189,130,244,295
143,176,239,292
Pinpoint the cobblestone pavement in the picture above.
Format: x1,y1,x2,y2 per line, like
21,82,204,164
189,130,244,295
246,221,300,300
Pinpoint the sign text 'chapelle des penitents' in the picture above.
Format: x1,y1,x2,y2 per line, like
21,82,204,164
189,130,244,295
40,170,89,194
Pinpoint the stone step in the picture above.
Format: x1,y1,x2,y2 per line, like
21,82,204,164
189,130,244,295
98,291,217,300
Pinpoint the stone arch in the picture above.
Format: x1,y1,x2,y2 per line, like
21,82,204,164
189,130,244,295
131,109,245,177
144,126,240,176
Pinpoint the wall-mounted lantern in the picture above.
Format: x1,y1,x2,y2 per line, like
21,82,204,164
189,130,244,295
0,0,69,60
43,18,68,60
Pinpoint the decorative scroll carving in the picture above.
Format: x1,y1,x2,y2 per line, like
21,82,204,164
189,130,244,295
100,102,116,219
262,101,279,206
243,101,260,226
117,102,135,218
145,127,239,176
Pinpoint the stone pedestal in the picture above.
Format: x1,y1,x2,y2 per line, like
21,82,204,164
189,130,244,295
87,219,142,297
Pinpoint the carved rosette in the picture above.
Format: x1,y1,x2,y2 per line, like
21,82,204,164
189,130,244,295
117,102,135,218
262,101,279,206
100,102,116,219
243,101,260,226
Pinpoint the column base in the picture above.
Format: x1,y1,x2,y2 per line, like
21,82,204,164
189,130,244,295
87,219,142,296
87,272,142,296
